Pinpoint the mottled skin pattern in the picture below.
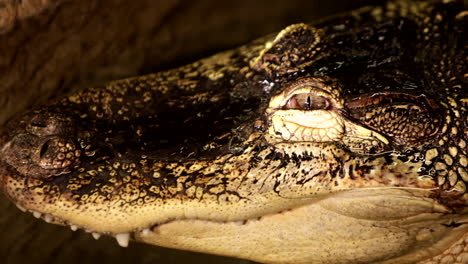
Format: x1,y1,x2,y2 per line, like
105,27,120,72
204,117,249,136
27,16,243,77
0,1,467,263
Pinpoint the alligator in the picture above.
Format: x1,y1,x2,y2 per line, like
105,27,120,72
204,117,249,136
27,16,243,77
0,0,467,263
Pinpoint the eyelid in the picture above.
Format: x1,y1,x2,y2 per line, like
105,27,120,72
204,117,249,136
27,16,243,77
267,78,343,110
282,93,331,111
281,88,331,107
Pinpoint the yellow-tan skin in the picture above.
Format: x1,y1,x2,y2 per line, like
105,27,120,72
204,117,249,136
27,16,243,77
0,1,468,263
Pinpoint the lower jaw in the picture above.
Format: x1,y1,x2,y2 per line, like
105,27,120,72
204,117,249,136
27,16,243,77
14,200,295,248
10,189,468,264
136,207,468,264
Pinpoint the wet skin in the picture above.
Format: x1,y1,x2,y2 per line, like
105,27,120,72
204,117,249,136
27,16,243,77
0,1,467,263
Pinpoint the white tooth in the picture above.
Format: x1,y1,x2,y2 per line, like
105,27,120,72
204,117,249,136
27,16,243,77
141,228,151,236
44,215,52,223
32,211,41,218
115,233,130,247
70,225,78,231
92,233,101,240
16,204,27,212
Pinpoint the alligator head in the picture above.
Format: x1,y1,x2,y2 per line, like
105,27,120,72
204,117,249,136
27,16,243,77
0,1,467,263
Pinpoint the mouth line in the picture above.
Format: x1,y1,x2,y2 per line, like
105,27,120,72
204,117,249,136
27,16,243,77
16,187,442,248
15,202,292,248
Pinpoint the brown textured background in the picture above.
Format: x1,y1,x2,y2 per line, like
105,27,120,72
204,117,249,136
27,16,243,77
0,1,370,263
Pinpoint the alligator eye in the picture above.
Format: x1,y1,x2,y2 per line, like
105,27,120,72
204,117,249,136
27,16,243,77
283,93,330,110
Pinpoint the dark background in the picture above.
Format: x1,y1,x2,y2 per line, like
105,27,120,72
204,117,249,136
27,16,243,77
0,1,373,263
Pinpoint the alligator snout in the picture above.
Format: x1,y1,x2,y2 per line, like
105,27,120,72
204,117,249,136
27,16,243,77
0,110,82,179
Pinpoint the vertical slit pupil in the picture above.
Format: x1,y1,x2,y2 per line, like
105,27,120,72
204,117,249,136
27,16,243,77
305,96,311,110
283,93,331,110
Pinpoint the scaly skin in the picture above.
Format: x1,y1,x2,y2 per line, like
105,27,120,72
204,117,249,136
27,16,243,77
0,1,467,263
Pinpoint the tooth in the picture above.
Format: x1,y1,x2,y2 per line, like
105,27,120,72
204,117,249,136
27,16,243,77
115,233,130,247
44,215,52,223
234,221,244,225
32,211,41,218
92,233,101,240
16,204,27,212
141,228,151,236
70,225,78,231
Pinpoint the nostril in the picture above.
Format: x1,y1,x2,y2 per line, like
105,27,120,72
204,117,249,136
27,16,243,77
26,111,75,137
39,140,50,158
27,114,55,136
2,132,81,179
33,137,81,174
30,122,47,128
